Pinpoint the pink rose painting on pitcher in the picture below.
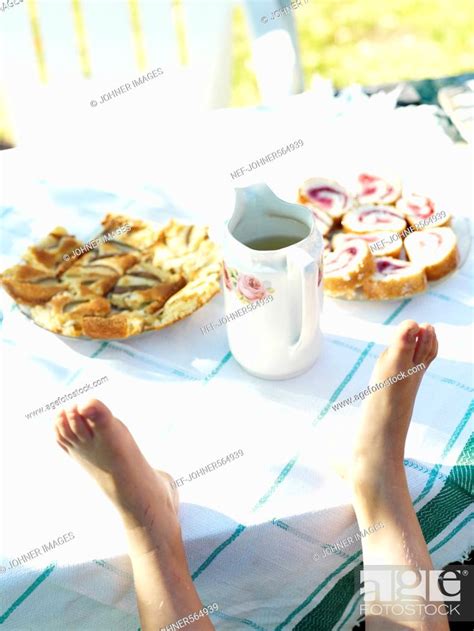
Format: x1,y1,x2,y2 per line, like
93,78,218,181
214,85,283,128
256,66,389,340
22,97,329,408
222,265,274,304
237,274,268,301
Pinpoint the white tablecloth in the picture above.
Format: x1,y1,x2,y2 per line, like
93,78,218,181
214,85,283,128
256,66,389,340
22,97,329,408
1,93,473,631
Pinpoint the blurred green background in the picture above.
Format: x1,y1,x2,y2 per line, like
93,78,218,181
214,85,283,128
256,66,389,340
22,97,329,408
231,0,474,106
1,0,473,147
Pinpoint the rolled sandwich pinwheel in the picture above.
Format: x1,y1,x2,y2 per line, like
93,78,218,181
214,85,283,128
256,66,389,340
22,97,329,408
363,257,427,300
323,240,374,298
298,178,353,221
342,205,407,234
395,193,450,229
355,173,401,205
332,231,402,258
305,205,334,237
403,227,459,281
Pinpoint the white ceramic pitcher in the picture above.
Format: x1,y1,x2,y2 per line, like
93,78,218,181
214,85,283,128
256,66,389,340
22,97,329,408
221,183,323,379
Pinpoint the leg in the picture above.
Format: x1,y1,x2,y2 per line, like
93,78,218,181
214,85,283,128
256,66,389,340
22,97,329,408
350,320,448,630
54,399,214,631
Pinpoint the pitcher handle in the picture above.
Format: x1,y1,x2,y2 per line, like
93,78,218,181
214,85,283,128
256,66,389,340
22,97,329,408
287,247,318,354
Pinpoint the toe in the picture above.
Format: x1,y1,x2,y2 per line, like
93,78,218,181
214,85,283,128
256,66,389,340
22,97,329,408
56,410,78,445
430,328,439,362
421,324,438,365
55,433,70,453
77,399,114,428
54,415,73,450
413,323,433,365
387,320,420,363
66,406,93,442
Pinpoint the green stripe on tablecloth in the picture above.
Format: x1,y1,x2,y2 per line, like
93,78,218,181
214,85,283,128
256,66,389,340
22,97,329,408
203,351,233,383
191,524,246,580
414,400,474,505
429,513,474,556
192,301,412,581
336,512,474,631
0,565,56,624
289,435,474,631
214,610,267,630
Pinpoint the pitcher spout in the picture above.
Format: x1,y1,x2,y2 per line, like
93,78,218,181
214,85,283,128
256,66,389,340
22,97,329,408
230,183,277,235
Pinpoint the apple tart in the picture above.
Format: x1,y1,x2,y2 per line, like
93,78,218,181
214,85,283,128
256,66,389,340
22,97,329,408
1,215,221,339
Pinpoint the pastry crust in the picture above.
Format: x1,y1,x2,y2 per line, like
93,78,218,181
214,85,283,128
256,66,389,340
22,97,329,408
404,227,459,281
2,215,221,339
363,258,427,299
0,264,67,305
23,227,85,274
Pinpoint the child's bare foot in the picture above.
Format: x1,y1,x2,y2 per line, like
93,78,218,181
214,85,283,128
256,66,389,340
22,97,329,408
54,399,179,535
351,320,438,497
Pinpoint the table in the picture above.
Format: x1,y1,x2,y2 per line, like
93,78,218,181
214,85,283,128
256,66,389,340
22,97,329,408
1,91,473,631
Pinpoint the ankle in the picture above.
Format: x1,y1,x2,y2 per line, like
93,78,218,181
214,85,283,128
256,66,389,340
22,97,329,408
121,495,179,530
125,518,184,559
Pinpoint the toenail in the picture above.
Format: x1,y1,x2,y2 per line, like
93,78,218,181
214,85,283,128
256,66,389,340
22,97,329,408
86,407,98,420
